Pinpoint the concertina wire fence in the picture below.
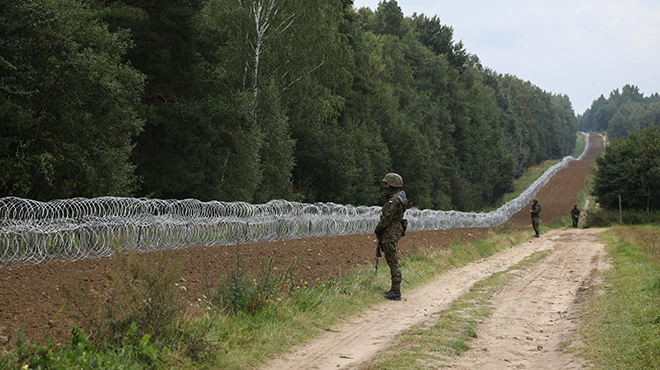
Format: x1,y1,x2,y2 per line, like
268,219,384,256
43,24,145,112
0,133,589,268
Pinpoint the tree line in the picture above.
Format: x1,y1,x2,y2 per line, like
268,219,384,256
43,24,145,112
0,0,577,211
580,84,660,212
592,123,660,211
577,84,660,138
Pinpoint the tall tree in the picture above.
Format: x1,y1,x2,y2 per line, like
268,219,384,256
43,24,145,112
411,13,467,69
578,84,654,135
93,0,261,201
0,0,144,200
205,0,351,202
371,0,407,38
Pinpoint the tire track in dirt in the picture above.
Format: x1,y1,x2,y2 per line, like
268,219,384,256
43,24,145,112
443,229,609,370
260,228,608,370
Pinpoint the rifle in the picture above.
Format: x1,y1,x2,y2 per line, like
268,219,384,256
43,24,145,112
375,238,382,276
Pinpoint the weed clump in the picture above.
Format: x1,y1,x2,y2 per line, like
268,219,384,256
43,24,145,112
205,246,298,315
64,249,184,348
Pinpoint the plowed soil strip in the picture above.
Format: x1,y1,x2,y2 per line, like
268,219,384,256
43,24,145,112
260,228,608,370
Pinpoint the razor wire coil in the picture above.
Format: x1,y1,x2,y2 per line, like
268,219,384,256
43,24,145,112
0,133,589,268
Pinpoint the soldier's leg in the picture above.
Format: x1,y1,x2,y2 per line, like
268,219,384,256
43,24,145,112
532,217,540,236
381,241,402,295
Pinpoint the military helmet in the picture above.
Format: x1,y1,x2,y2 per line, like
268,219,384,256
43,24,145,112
382,173,403,187
533,198,539,203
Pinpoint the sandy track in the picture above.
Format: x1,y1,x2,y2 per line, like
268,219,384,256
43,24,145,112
450,228,609,370
259,228,609,370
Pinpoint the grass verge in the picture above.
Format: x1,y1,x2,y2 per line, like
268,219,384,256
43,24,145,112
577,167,594,212
571,132,586,159
581,225,660,369
484,132,583,214
586,208,660,227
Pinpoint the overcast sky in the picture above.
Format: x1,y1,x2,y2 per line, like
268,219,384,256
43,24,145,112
351,0,660,114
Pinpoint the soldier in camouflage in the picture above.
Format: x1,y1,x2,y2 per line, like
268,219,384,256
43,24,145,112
571,204,580,228
375,173,409,301
530,198,541,237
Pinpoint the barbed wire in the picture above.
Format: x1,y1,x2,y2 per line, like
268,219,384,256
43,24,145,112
0,133,589,268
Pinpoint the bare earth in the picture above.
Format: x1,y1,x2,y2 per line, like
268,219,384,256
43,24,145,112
0,135,604,370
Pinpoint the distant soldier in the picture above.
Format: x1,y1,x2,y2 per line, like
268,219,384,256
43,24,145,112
375,173,409,301
530,198,541,237
571,204,580,228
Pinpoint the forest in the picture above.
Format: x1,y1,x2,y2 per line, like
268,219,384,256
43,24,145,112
579,84,660,212
591,123,660,211
0,0,577,211
577,84,660,138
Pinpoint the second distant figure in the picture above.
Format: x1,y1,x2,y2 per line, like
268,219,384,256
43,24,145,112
571,204,580,228
375,173,409,301
530,198,541,237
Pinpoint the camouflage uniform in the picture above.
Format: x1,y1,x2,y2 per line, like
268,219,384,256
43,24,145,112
375,184,408,300
531,199,541,237
570,205,580,228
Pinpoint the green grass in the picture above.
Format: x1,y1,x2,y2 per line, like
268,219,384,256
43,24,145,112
577,167,594,212
581,225,660,369
585,209,660,228
484,133,584,214
571,132,586,159
0,325,164,370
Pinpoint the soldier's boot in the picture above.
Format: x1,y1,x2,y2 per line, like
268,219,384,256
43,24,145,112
383,281,399,297
383,290,401,301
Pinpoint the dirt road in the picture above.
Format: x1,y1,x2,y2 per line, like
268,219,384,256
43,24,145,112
450,228,608,370
260,228,609,370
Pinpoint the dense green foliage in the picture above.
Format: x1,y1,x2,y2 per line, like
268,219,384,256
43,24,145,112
1,0,577,210
0,326,164,370
0,0,145,199
592,124,660,211
577,84,660,138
